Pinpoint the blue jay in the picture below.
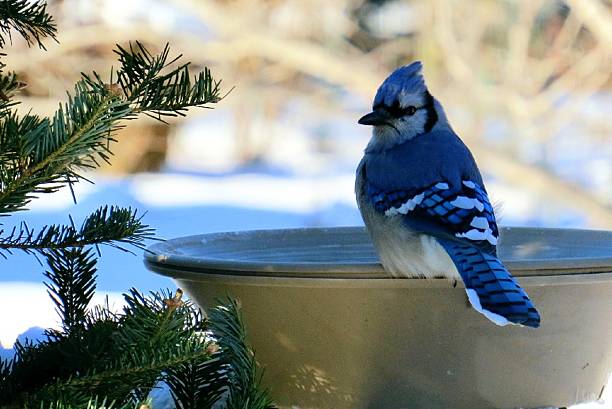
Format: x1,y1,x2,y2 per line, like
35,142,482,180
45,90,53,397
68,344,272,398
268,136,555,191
355,61,540,328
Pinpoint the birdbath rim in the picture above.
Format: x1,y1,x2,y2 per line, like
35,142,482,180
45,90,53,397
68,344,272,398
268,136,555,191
144,226,612,279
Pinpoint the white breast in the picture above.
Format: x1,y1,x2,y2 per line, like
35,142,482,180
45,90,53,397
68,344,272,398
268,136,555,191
366,211,459,279
355,159,459,279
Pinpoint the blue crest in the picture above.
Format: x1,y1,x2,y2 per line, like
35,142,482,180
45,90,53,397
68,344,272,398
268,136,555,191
373,61,427,107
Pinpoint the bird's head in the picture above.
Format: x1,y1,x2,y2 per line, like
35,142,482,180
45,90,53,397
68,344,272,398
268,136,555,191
359,61,439,148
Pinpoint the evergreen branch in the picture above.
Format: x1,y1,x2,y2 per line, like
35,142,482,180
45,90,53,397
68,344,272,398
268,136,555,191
1,290,271,408
0,0,57,49
1,317,120,406
0,206,155,255
114,289,221,405
41,397,130,409
0,354,15,402
115,289,204,353
0,42,222,216
41,289,212,403
209,299,275,409
0,69,24,114
29,81,129,168
45,345,216,402
0,4,234,405
44,248,98,335
164,352,228,409
0,80,132,215
111,42,223,121
0,111,44,166
45,285,216,402
36,391,93,409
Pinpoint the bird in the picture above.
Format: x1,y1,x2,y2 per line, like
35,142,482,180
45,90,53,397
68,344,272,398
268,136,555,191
355,61,540,328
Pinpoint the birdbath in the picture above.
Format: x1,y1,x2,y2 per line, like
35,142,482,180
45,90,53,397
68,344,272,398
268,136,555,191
144,226,612,409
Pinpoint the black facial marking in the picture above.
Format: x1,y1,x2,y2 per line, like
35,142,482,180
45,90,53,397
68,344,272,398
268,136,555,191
423,91,438,133
374,100,418,119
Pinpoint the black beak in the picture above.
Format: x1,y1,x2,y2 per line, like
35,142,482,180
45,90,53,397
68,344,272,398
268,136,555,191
358,109,392,126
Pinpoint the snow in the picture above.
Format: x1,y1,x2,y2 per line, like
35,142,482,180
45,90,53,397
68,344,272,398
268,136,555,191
0,282,125,350
131,172,356,213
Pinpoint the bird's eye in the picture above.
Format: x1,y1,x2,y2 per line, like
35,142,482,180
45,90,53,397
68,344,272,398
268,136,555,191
382,102,418,118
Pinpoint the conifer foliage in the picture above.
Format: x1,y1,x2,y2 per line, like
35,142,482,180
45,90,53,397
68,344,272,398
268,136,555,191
0,1,274,408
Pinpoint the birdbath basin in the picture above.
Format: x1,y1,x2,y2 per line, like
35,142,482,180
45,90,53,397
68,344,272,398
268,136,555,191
144,226,612,409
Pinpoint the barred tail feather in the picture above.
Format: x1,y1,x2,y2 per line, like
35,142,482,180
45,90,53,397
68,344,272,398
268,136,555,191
437,238,541,328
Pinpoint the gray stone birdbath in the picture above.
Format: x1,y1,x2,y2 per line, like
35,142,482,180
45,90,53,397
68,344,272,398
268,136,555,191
144,226,612,409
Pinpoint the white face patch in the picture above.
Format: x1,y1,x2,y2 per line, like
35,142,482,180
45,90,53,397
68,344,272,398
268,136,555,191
393,109,428,137
450,196,484,212
365,91,437,153
384,192,425,217
368,106,429,151
372,124,399,142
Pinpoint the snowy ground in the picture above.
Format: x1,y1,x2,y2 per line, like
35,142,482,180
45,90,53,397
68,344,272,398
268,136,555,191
0,170,610,408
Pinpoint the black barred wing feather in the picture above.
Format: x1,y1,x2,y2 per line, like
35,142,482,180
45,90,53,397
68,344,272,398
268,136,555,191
368,180,499,254
366,179,542,327
437,237,541,327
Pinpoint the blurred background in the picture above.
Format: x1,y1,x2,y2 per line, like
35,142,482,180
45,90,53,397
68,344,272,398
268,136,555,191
1,0,611,354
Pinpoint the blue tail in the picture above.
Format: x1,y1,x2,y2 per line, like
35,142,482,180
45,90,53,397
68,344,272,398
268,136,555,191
437,238,540,328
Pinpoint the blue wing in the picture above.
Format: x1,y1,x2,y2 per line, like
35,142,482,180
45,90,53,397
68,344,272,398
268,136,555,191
367,179,499,255
366,178,540,327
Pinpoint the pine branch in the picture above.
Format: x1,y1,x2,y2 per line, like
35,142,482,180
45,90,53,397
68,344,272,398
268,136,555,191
0,111,46,174
164,353,228,409
0,206,155,255
43,288,214,403
0,4,236,405
209,299,275,409
0,0,57,49
0,79,131,215
115,289,204,352
0,42,221,215
42,397,131,409
0,317,120,406
0,354,15,402
43,343,215,403
118,289,228,408
43,248,98,335
110,42,223,121
42,289,212,403
0,68,24,114
1,291,273,408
